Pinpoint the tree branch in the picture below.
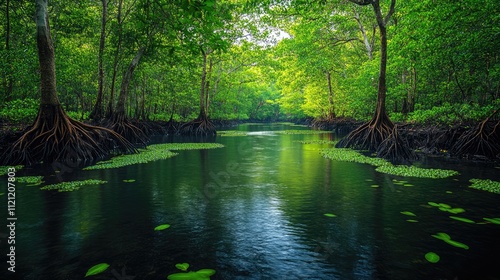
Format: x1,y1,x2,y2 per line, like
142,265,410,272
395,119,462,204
384,0,396,25
348,0,372,6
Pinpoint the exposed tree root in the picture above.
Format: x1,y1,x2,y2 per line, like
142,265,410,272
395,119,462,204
1,105,136,166
377,125,417,163
450,109,500,159
104,113,148,147
180,116,216,136
336,111,415,162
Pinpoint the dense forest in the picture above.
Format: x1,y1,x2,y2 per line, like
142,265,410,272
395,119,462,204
0,0,499,164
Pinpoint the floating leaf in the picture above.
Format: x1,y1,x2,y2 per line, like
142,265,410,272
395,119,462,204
406,219,419,223
469,179,500,194
483,218,500,225
446,191,453,194
123,179,136,183
154,224,171,231
438,203,451,209
449,216,475,224
370,184,380,188
400,211,416,217
196,269,216,277
85,263,110,277
167,271,199,280
425,252,440,263
403,184,414,187
443,239,469,250
176,263,190,271
324,213,337,218
431,232,451,241
448,208,465,214
428,202,440,207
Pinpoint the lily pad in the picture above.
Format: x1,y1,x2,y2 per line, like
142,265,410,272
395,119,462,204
425,252,440,263
196,269,216,277
431,232,451,241
483,218,500,225
443,239,469,250
176,263,190,271
85,263,110,277
324,213,337,218
154,224,171,231
438,203,451,209
449,216,475,224
400,211,417,217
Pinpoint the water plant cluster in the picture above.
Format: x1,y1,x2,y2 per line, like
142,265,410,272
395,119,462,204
16,176,43,185
40,179,107,192
468,179,500,194
320,146,459,179
84,143,224,170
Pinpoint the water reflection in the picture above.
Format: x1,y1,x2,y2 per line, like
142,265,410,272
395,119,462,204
1,123,500,280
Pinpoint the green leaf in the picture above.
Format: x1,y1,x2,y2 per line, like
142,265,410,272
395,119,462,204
370,184,380,188
438,203,451,209
123,179,136,183
324,213,337,217
196,269,216,276
428,202,440,207
167,272,198,280
176,263,190,271
406,219,419,223
449,216,475,224
431,232,451,241
443,239,469,250
85,263,110,277
425,252,440,263
154,224,171,231
400,211,416,217
483,218,500,225
448,208,465,214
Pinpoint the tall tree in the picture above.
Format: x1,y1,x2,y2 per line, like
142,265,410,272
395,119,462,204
89,0,108,120
1,0,135,166
336,0,414,162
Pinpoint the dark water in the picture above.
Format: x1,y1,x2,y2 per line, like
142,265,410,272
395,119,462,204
1,123,500,280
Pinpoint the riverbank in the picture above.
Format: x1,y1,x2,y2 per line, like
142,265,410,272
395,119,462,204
1,118,498,164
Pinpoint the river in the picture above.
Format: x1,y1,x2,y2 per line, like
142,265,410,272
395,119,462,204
1,123,500,280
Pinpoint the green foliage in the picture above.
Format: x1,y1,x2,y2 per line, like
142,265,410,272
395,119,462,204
431,232,469,250
84,143,224,170
0,99,38,123
40,179,107,192
85,263,110,277
425,252,440,263
321,146,458,178
468,179,500,194
16,176,44,186
154,224,171,231
0,166,23,176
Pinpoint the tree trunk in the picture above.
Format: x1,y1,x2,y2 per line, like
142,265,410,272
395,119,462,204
3,0,13,101
199,48,208,119
36,0,59,106
107,0,124,117
90,0,107,120
115,46,145,118
326,70,335,120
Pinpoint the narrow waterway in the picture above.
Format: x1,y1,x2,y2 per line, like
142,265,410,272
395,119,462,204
1,123,500,280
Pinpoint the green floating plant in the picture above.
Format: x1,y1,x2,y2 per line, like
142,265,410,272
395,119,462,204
425,252,440,263
17,176,44,186
406,219,419,223
321,147,458,178
85,263,110,277
0,165,23,176
324,213,337,218
297,140,337,145
400,211,417,217
123,179,136,183
449,216,475,224
432,232,469,250
84,143,224,170
40,179,107,192
154,224,171,231
483,218,500,225
468,179,500,194
370,184,380,188
427,202,465,214
167,263,216,280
